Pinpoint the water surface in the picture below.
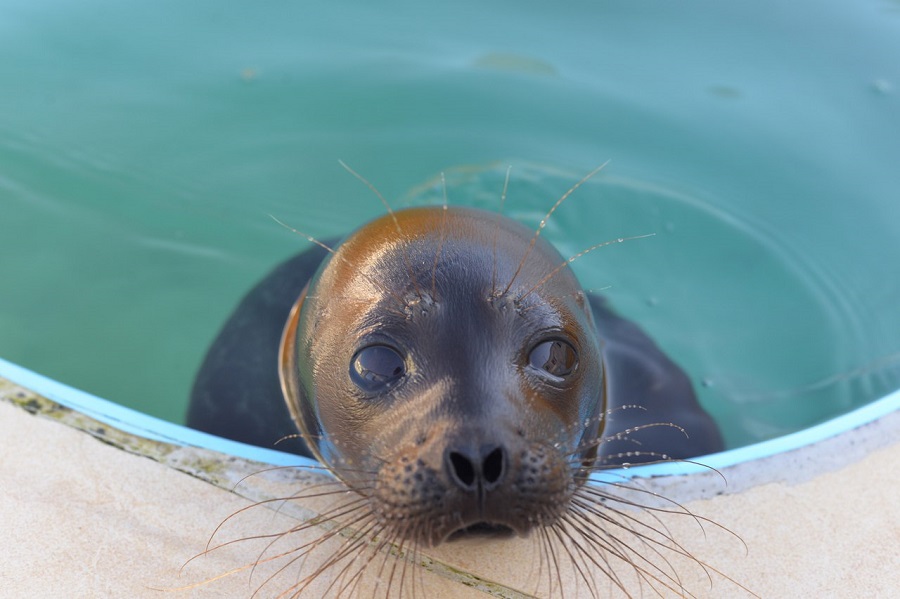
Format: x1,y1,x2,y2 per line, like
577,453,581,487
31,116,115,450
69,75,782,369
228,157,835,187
2,0,899,449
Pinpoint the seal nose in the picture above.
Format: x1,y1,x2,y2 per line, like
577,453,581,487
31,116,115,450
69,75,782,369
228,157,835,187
445,445,506,491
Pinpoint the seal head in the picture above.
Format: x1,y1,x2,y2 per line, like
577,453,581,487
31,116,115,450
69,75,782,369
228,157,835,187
279,206,604,544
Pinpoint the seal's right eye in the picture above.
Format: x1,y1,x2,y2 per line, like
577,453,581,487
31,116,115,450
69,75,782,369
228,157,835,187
528,339,577,381
350,345,405,393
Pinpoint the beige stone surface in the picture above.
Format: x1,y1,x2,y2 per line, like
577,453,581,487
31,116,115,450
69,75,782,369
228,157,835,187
1,378,899,598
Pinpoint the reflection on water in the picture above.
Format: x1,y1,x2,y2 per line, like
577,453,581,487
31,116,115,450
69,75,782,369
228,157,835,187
1,0,898,448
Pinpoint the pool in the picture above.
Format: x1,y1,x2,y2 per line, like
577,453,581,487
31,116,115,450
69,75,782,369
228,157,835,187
2,0,899,457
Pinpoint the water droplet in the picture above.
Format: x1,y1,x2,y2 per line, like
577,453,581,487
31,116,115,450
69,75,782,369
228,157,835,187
701,377,715,388
646,296,659,307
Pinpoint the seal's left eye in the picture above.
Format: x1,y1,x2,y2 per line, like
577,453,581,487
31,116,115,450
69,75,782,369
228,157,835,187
528,339,577,380
350,345,405,393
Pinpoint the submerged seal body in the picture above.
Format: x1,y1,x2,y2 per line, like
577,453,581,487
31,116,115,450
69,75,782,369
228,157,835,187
189,205,722,544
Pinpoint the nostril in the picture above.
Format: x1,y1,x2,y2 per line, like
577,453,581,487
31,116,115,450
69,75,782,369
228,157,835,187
482,447,504,485
446,445,508,491
449,451,476,488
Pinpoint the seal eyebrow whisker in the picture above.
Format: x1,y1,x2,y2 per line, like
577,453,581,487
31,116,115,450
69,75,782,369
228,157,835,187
515,286,611,315
268,213,409,309
338,159,397,221
491,164,513,299
267,213,338,256
431,172,449,299
338,159,426,303
501,161,610,298
515,233,656,304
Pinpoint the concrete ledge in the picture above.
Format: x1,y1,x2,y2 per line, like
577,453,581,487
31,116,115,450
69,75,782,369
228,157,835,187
2,373,898,597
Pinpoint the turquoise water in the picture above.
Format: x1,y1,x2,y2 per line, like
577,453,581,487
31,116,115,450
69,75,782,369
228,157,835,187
1,0,899,449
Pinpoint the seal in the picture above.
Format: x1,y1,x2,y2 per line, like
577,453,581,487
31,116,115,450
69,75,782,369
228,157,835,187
188,203,723,548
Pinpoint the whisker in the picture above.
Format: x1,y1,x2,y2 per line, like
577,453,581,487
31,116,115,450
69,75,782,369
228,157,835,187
581,482,749,554
268,213,409,310
547,522,599,598
430,173,449,299
515,233,656,305
501,161,610,298
555,514,642,598
491,164,513,299
338,159,425,303
565,501,695,598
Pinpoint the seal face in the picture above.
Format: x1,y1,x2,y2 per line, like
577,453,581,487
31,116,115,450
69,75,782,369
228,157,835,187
279,206,604,544
189,202,724,547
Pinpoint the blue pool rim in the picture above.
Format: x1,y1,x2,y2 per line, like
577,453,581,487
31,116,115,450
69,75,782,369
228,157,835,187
2,356,898,479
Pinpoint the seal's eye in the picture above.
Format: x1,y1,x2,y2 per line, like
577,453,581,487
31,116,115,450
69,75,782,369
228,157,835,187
350,345,405,393
528,339,577,380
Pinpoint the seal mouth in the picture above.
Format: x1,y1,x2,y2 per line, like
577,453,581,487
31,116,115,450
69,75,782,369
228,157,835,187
447,522,516,541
